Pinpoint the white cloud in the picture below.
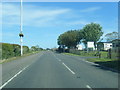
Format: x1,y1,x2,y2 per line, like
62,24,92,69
2,3,20,16
23,8,71,27
67,20,89,25
2,3,102,28
2,3,71,27
80,7,101,13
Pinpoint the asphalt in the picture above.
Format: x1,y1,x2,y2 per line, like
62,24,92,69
1,51,119,89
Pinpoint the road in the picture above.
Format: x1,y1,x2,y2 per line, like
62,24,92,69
1,51,119,89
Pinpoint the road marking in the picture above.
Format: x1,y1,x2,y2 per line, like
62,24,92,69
52,53,61,62
82,59,99,66
86,85,92,90
62,62,75,74
0,65,29,89
58,59,61,62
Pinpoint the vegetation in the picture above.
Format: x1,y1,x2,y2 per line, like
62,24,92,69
82,23,103,49
86,58,119,71
64,50,108,57
31,45,43,51
1,43,43,60
57,22,103,51
105,31,118,42
64,50,119,71
57,30,83,49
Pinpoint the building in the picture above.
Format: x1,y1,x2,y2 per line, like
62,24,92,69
111,39,120,59
87,41,96,51
76,44,83,50
103,43,112,50
97,42,112,51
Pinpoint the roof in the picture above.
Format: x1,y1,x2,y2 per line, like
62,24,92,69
111,39,120,42
97,42,112,43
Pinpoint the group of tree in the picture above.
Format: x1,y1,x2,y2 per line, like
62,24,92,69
104,31,118,42
1,43,43,60
57,22,103,51
58,30,81,49
31,45,43,51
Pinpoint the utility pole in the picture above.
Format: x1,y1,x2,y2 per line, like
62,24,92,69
19,0,24,56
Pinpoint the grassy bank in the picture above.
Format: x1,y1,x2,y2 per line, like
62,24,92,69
64,51,108,58
63,52,119,72
63,53,81,56
87,58,119,71
0,51,41,64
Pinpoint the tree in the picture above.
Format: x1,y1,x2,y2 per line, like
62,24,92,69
105,32,118,42
82,22,103,49
31,45,42,51
57,30,83,49
23,46,29,54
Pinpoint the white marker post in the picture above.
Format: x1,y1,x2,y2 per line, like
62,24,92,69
19,0,24,56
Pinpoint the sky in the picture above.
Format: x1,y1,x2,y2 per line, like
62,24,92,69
1,2,118,49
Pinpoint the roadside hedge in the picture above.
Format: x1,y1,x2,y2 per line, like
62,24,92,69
1,43,29,60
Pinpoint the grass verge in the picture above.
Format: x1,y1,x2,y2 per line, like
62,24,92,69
0,51,41,64
63,52,119,72
86,58,119,71
63,53,81,56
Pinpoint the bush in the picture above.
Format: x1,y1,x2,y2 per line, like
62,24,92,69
69,49,81,55
23,46,29,54
1,43,30,60
2,43,14,59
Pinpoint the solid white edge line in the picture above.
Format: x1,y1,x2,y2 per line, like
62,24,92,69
0,65,29,89
62,62,75,74
86,85,92,90
82,59,99,66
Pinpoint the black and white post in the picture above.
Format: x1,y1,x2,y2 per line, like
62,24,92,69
19,0,24,56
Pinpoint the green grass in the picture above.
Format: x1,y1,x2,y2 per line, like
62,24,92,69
87,58,119,71
100,51,108,58
64,51,97,57
64,51,108,58
63,53,80,56
0,51,41,64
86,58,114,62
64,52,93,57
64,52,119,71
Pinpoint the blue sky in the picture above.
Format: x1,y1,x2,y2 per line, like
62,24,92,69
2,2,118,49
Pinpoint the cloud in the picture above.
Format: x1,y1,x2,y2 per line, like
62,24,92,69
2,3,71,27
80,7,101,13
23,8,71,27
67,20,89,25
2,3,102,28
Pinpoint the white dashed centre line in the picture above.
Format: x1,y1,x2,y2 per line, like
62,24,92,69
52,53,75,74
62,62,75,74
58,59,61,61
52,53,61,62
86,85,92,90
